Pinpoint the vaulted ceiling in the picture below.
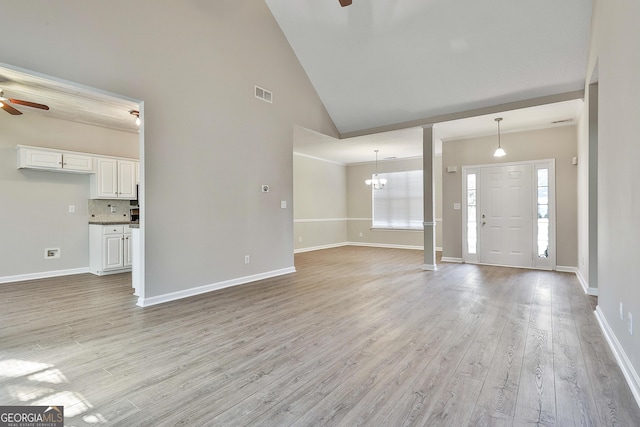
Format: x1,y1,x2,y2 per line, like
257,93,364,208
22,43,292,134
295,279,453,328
1,1,593,162
266,0,593,135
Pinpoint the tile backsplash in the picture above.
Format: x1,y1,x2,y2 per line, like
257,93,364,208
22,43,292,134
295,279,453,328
88,199,131,222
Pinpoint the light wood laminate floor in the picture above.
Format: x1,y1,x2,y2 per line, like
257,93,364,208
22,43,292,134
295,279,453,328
1,247,639,426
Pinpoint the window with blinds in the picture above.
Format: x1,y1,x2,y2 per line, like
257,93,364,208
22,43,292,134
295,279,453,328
372,170,423,230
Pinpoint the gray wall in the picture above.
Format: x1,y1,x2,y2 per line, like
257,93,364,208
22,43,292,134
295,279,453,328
0,112,137,279
442,125,578,267
293,152,444,252
293,153,347,251
347,158,425,249
0,1,337,297
587,0,640,382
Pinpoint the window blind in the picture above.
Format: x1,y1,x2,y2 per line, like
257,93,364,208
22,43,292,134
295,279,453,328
372,170,423,230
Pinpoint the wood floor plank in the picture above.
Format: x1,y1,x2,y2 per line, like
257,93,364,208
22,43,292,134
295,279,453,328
550,272,601,426
1,247,640,426
513,327,556,425
468,298,533,422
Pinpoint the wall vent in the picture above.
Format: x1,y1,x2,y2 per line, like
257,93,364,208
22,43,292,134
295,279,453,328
255,86,273,103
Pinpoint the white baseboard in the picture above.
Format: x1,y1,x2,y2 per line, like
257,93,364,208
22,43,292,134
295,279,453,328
556,266,598,296
137,267,296,307
422,264,437,271
294,242,348,254
436,246,443,252
595,306,640,408
0,267,90,284
441,257,463,263
347,242,424,251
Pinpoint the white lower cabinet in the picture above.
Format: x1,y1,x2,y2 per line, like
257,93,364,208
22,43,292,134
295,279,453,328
89,224,132,275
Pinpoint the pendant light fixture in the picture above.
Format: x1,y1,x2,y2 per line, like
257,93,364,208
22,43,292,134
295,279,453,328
493,117,506,157
365,149,387,189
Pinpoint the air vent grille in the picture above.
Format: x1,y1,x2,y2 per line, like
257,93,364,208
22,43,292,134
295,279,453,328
255,86,273,103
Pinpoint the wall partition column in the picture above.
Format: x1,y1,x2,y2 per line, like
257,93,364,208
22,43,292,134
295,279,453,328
423,125,437,270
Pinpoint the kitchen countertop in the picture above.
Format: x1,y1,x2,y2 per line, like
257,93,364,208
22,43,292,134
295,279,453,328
89,221,133,225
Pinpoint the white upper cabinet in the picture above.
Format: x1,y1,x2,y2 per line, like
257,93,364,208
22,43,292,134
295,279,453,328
17,145,138,199
90,158,138,200
92,157,118,198
17,146,93,173
62,153,94,172
118,160,137,199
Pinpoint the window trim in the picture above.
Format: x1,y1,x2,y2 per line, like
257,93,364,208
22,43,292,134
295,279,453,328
371,169,424,231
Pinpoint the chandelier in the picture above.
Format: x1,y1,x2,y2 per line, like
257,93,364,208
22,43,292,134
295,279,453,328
365,149,387,189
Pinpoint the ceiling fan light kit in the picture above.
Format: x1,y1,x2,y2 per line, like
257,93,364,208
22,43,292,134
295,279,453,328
129,110,141,126
339,0,352,6
0,88,50,116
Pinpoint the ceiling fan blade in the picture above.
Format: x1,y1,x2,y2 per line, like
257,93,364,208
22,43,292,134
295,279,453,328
339,0,352,6
9,98,50,110
1,102,23,115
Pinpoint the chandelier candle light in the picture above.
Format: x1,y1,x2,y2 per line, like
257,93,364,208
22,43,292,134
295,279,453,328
365,149,387,189
493,117,506,157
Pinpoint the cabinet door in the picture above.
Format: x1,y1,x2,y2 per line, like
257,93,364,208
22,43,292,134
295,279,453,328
124,234,133,267
63,153,93,172
94,158,118,198
117,160,137,199
22,148,62,170
103,234,124,270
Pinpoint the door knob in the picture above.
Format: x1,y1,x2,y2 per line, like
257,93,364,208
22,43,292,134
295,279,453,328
482,221,486,226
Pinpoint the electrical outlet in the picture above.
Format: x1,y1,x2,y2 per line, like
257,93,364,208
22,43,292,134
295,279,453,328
44,248,60,259
68,205,75,213
621,302,624,320
298,237,302,243
359,232,363,237
244,255,250,264
281,201,287,209
110,206,116,213
629,312,633,335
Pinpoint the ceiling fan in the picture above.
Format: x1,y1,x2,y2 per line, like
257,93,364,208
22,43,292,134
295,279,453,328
0,88,50,115
339,0,352,6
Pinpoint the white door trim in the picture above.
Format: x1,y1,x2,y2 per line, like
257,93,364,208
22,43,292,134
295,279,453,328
462,159,556,270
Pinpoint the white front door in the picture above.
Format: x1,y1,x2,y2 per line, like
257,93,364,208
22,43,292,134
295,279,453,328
479,164,533,268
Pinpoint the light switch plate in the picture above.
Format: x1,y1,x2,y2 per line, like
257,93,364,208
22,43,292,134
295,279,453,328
453,203,461,210
281,201,287,209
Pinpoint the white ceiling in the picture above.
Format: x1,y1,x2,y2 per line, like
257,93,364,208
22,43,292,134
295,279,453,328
266,0,592,134
0,64,139,134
